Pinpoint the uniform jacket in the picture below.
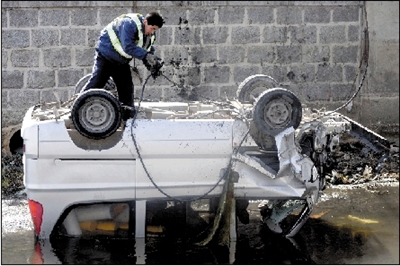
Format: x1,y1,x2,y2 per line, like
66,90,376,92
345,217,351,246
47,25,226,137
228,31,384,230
96,14,156,64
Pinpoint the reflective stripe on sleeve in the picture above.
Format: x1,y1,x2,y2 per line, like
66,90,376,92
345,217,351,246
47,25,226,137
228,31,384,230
106,24,133,59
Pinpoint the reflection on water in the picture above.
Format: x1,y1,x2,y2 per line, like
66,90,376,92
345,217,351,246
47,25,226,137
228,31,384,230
2,185,399,264
23,213,396,264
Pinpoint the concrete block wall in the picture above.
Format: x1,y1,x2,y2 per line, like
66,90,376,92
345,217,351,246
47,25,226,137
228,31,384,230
1,1,399,153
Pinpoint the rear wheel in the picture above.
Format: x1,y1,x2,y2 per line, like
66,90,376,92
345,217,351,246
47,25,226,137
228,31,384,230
71,89,122,139
74,74,117,95
253,88,302,137
237,74,279,104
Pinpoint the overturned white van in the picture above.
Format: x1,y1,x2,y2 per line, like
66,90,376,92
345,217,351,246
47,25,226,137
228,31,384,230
21,74,389,243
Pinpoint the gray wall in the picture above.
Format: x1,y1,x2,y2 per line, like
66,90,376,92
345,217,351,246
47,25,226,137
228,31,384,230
1,1,399,150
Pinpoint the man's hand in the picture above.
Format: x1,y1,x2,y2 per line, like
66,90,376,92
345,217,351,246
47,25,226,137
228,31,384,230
143,53,164,79
150,58,164,79
144,53,157,66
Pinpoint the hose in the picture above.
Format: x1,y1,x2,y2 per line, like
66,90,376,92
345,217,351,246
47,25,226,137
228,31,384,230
128,73,251,203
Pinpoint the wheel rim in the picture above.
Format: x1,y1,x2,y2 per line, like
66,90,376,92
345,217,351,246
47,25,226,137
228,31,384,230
263,99,292,129
78,98,116,133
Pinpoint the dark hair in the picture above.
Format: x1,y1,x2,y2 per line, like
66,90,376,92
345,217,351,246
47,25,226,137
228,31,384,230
145,12,165,28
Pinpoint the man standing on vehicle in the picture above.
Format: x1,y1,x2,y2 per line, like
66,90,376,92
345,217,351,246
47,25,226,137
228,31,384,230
82,12,165,120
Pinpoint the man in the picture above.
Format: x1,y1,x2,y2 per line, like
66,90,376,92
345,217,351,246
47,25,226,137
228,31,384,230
82,12,165,120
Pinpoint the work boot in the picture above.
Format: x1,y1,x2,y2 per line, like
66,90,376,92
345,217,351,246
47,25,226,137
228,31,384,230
122,107,136,121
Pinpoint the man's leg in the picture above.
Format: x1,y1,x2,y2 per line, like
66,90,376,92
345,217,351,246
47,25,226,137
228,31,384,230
111,64,135,120
82,51,113,92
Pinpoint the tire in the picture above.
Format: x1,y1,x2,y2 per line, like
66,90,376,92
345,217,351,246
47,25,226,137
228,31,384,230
252,88,302,137
74,74,117,95
237,74,279,104
71,89,122,139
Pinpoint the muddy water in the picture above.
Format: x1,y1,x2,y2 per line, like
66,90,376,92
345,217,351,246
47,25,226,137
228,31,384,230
1,182,399,264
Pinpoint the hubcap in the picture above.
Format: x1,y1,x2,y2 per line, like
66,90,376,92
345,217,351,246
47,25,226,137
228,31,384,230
264,99,292,128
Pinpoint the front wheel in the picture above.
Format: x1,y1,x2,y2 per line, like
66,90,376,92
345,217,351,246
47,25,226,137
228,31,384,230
252,88,302,137
71,89,122,139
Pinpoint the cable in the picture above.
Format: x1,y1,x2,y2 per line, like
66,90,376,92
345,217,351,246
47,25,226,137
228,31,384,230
314,2,370,120
129,73,251,202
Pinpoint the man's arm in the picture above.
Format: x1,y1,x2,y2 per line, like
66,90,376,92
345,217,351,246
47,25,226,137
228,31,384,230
119,18,148,60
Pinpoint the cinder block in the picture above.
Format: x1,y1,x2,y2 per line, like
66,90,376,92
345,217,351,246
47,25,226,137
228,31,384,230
262,26,287,43
99,8,130,26
290,25,317,44
261,65,287,84
247,7,274,24
58,69,84,87
32,29,59,47
190,46,217,64
218,8,244,24
71,9,97,26
348,25,360,42
276,7,302,24
286,64,316,83
2,50,8,69
9,10,38,27
302,45,330,63
204,66,230,83
304,7,331,23
8,89,40,108
247,46,275,64
2,30,30,49
320,25,346,43
11,50,39,67
76,48,96,67
187,66,201,86
188,8,215,25
203,27,229,44
332,45,358,63
174,27,201,45
344,65,357,82
157,27,173,46
276,46,301,64
40,10,69,26
2,71,24,89
233,66,261,84
60,29,86,46
43,48,71,68
2,10,7,27
219,46,245,64
88,28,102,47
316,64,343,82
232,26,260,44
27,70,55,89
332,7,359,22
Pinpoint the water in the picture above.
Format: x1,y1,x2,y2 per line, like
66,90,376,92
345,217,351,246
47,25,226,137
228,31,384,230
2,183,399,264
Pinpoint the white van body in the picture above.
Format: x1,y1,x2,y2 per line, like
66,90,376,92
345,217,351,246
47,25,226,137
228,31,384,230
23,86,384,242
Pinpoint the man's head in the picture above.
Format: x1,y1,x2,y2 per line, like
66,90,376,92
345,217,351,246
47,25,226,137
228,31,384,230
143,12,164,35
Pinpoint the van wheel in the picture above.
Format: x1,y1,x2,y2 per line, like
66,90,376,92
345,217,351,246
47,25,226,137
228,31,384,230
253,88,302,137
71,89,122,139
237,74,279,104
74,74,117,95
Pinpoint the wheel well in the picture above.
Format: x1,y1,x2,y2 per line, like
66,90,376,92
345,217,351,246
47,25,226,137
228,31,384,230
10,130,23,154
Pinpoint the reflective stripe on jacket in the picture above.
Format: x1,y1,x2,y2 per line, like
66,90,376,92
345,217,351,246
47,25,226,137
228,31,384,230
99,13,156,63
